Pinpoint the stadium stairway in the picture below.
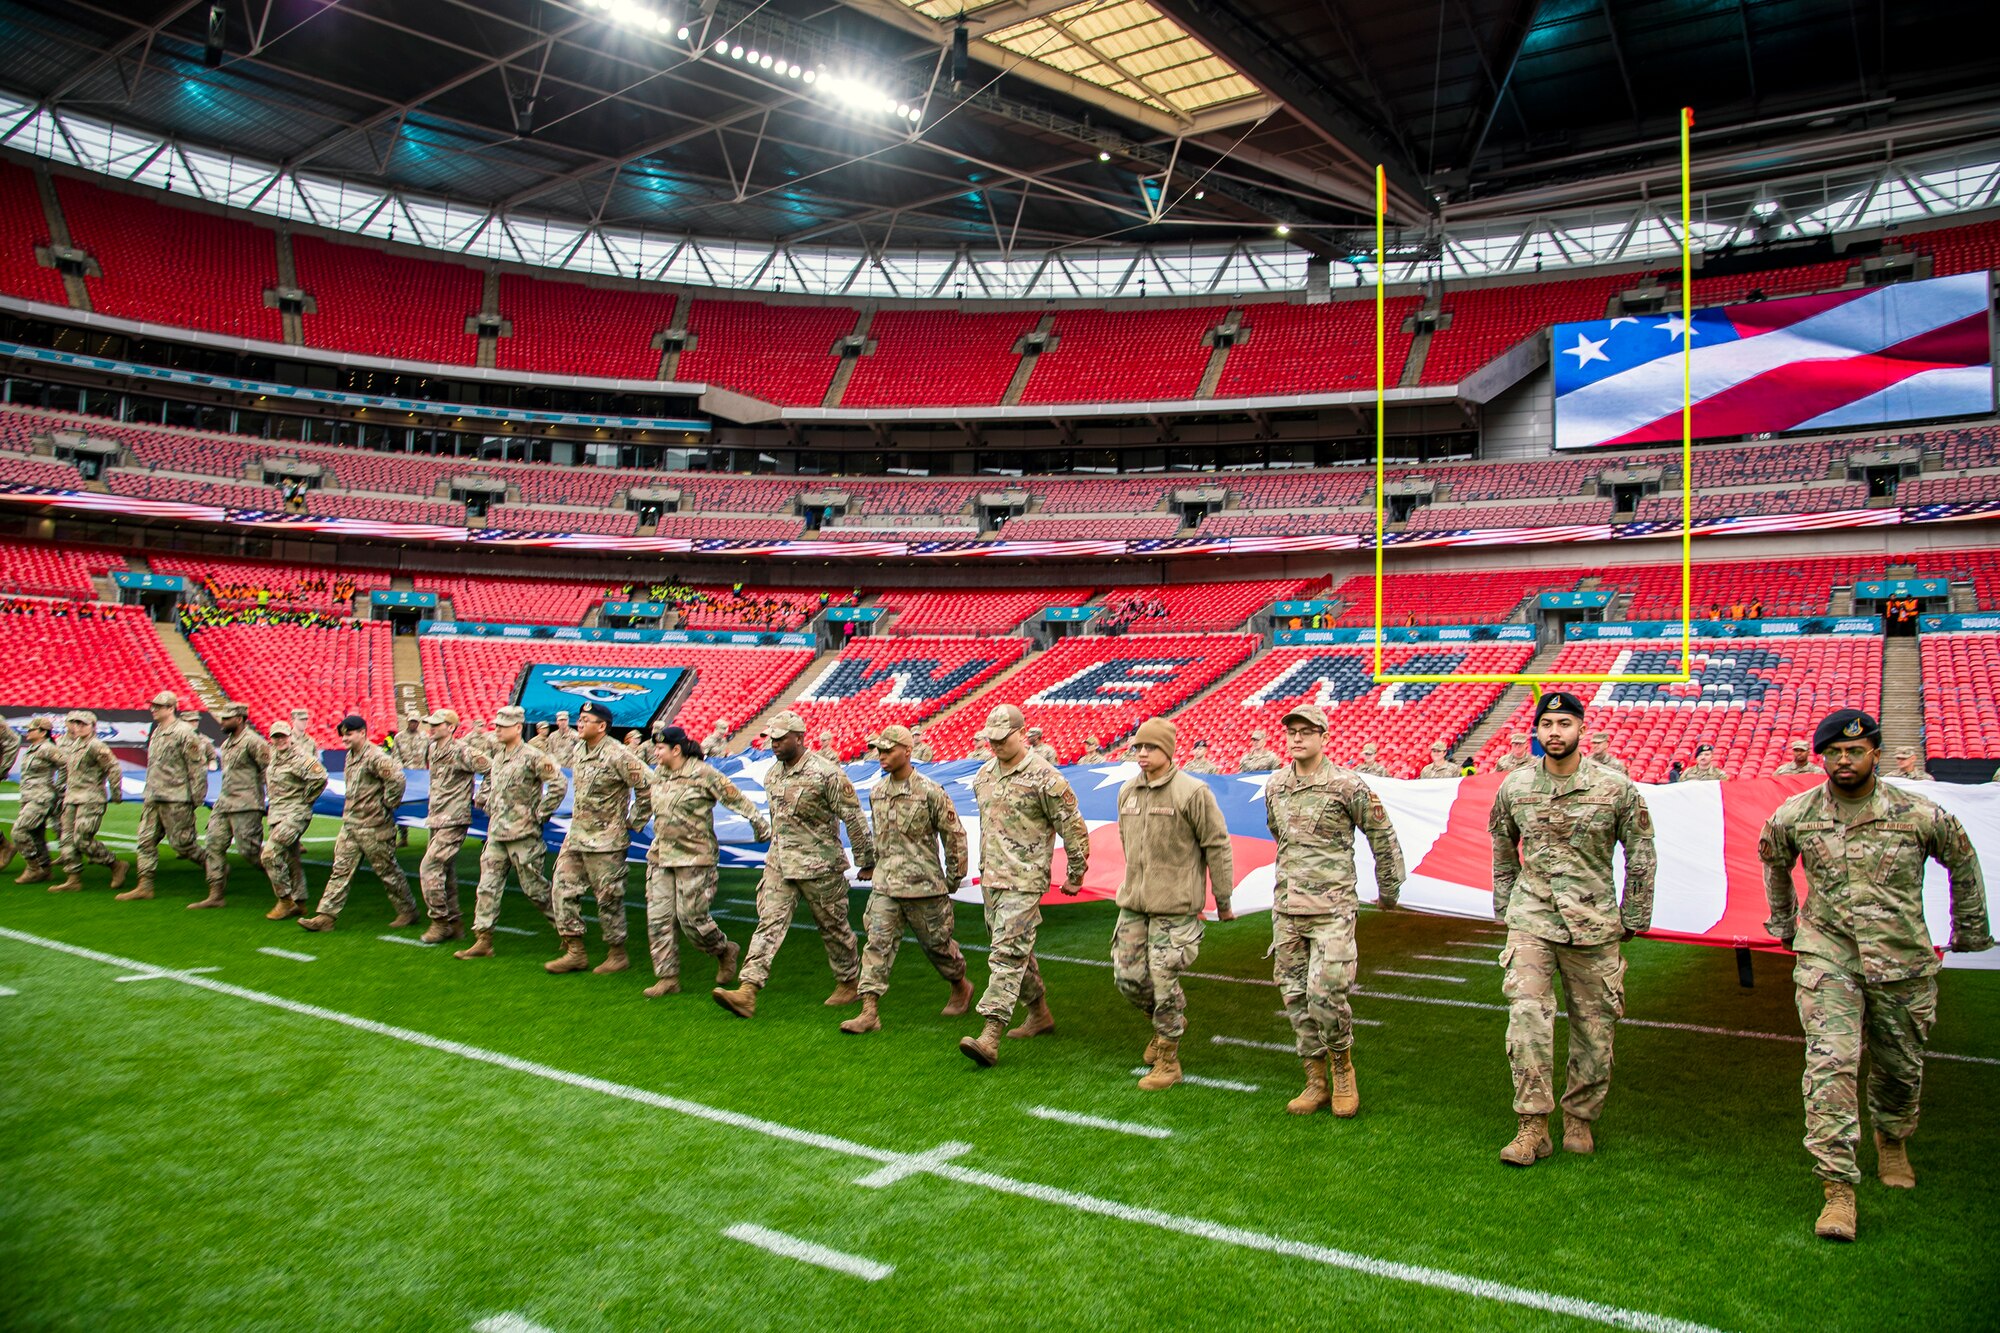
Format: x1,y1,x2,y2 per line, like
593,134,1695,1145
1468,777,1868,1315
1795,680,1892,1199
1454,637,1566,762
1879,637,1924,761
393,633,426,716
149,617,227,711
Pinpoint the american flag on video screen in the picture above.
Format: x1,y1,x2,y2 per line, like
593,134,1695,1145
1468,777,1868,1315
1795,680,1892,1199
1553,271,1994,450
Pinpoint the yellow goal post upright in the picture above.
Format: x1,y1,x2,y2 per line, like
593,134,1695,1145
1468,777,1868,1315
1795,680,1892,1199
1368,106,1700,704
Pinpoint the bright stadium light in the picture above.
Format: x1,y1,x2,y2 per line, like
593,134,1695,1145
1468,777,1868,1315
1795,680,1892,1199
676,24,690,40
729,44,743,58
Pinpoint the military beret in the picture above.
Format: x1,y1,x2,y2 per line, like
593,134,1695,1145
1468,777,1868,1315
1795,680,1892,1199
1193,738,1209,749
655,725,699,754
1813,709,1879,754
1533,691,1586,724
577,701,615,724
1695,743,1714,755
337,714,368,734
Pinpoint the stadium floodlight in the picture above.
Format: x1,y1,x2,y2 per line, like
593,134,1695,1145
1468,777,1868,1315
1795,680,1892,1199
1369,108,1700,696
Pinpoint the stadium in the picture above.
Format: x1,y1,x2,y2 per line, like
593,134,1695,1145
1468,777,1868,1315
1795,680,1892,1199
1,0,1997,1326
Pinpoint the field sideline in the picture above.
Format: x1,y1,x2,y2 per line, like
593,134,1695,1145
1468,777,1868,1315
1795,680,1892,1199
2,800,1996,1331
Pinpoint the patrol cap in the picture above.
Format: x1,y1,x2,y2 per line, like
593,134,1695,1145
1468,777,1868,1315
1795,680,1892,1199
215,702,248,721
422,708,455,727
1509,732,1530,744
819,728,835,741
337,713,368,735
1533,691,1587,724
150,690,179,708
875,724,916,750
1251,728,1267,740
1592,731,1612,744
1895,745,1916,758
1027,725,1044,738
27,714,55,733
1361,741,1378,756
1132,716,1177,752
178,710,200,723
66,709,96,726
1282,704,1328,731
268,720,293,738
577,701,615,724
493,705,526,728
982,703,1025,740
291,708,311,721
766,710,807,738
1431,740,1448,753
556,710,570,722
1789,738,1809,752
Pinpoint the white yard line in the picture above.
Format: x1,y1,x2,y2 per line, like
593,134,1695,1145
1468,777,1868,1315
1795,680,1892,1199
492,926,536,936
1373,970,1468,985
1127,1067,1259,1093
1025,1106,1173,1139
115,966,219,982
471,1315,556,1333
0,984,16,996
722,1223,893,1281
378,934,433,947
257,947,315,962
1446,940,1505,950
1415,954,1504,968
1216,1035,1295,1054
0,925,1733,1332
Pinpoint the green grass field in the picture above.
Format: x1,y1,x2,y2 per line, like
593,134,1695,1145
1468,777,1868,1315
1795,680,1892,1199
3,799,1997,1332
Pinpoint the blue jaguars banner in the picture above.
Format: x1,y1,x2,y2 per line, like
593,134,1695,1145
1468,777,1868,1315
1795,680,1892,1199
514,664,690,731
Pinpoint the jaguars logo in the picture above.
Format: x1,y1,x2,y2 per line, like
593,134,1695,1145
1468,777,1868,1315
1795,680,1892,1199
547,679,651,704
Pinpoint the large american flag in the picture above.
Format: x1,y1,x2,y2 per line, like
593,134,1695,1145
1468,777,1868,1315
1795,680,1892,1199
1553,271,1994,450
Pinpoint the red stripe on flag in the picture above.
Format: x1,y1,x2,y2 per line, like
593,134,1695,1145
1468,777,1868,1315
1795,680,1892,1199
1412,773,1506,894
1701,776,1819,947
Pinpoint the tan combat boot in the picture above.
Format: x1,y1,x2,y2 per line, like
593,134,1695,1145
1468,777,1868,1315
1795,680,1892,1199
48,871,83,893
454,930,494,960
824,978,860,1006
715,940,742,987
941,977,974,1017
1499,1113,1553,1166
187,890,226,910
712,982,759,1018
0,833,13,870
643,975,680,997
1815,1181,1857,1241
1007,998,1055,1039
388,907,421,929
1138,1039,1182,1090
108,862,130,892
1327,1049,1360,1118
266,899,303,920
114,873,153,901
420,918,463,945
544,935,590,973
1287,1057,1330,1115
298,914,337,932
16,864,50,885
1563,1114,1595,1154
593,944,630,975
959,1017,1006,1066
1143,1034,1163,1066
840,995,882,1034
1875,1131,1915,1188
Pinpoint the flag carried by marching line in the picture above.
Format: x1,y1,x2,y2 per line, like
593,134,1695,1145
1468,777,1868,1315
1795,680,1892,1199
1552,270,1994,451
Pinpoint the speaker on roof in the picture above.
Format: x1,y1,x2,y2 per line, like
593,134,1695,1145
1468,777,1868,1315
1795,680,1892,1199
951,23,970,88
204,2,226,68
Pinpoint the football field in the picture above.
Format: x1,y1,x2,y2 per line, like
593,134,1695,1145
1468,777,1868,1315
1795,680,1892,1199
2,803,1996,1332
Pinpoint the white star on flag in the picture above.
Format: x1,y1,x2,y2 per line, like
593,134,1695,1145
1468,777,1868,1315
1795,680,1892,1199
1655,314,1699,340
1609,315,1639,327
1563,332,1610,367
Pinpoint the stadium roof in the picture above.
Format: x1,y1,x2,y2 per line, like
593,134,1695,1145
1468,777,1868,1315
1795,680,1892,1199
1,0,1997,288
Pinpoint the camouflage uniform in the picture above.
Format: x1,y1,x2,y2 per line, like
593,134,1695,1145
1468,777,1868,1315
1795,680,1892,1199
396,719,428,770
421,733,492,923
702,725,731,759
553,736,652,946
1031,741,1060,766
12,728,64,870
858,770,969,997
1265,760,1405,1057
971,752,1090,1022
1490,760,1657,1122
1113,766,1233,1040
314,742,413,920
0,723,17,787
910,740,936,764
1684,757,1729,781
815,737,843,764
260,741,328,904
1418,760,1460,779
741,751,873,989
136,714,210,880
1181,754,1218,775
1079,742,1110,765
471,740,566,932
59,725,122,874
1590,753,1630,777
1760,782,1990,1183
1773,760,1819,777
645,759,768,979
1495,749,1534,774
1894,761,1934,782
204,725,271,897
1238,744,1282,773
1353,760,1391,777
546,726,580,768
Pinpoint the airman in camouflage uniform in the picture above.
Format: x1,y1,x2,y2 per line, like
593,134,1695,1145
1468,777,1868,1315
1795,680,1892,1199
909,728,935,764
713,710,873,1017
126,689,210,900
1028,726,1060,767
8,716,63,883
1181,739,1218,775
1114,716,1235,1090
456,706,567,958
547,701,653,975
702,717,732,759
393,707,426,846
289,708,317,753
959,704,1090,1067
1237,729,1282,773
1684,744,1729,781
1773,739,1819,777
192,702,269,910
640,727,766,996
1588,732,1629,777
545,713,579,768
418,708,491,944
1495,733,1533,773
842,725,971,1033
1352,742,1391,778
1079,736,1109,765
1490,691,1656,1166
1891,746,1933,781
182,711,218,772
1760,708,1989,1242
55,710,125,892
815,728,843,763
259,720,327,917
302,715,414,931
1419,740,1460,779
1265,703,1405,1116
0,717,21,871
